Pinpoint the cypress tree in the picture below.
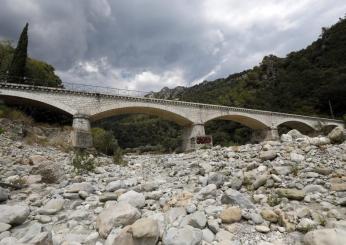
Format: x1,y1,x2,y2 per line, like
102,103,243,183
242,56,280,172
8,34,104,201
8,23,29,83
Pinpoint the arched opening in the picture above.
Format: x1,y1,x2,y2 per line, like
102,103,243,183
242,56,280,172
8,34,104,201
277,121,315,136
205,115,268,146
0,95,73,125
91,107,193,153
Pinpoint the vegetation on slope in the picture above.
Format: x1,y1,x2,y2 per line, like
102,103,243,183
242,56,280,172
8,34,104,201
113,17,346,151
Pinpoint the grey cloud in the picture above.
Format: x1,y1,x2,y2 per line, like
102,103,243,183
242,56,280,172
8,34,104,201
0,0,345,91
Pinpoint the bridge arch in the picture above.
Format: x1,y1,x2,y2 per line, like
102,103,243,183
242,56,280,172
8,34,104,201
90,105,194,126
0,93,76,116
274,119,317,134
204,114,270,129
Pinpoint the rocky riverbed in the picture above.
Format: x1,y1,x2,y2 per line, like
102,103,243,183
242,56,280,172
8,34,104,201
0,121,345,245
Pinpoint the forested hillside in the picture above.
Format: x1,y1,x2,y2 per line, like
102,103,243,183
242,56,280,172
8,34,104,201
0,41,62,86
152,17,346,118
101,17,346,151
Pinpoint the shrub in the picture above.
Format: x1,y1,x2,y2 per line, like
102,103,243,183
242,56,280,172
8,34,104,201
0,104,33,124
0,127,4,135
91,127,123,163
72,150,95,174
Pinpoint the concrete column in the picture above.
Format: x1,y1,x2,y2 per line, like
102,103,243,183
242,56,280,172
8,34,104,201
251,127,279,143
182,124,212,151
71,114,93,149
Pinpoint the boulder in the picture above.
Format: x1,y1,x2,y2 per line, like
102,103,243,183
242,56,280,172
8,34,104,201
118,190,145,208
328,126,345,143
0,204,30,226
11,221,53,244
131,218,159,245
304,228,346,245
38,198,64,215
96,202,141,238
287,129,304,139
162,226,203,245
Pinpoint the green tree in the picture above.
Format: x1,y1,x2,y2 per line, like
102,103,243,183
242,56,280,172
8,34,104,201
8,23,28,82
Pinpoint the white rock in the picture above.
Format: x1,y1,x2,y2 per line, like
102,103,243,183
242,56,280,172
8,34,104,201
96,202,140,238
118,190,145,208
162,226,203,245
0,204,30,226
38,198,64,215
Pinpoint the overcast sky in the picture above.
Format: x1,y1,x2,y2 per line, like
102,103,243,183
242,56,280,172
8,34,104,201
0,0,345,91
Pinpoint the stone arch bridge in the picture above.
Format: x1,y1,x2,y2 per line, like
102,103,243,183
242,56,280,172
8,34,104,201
0,82,344,151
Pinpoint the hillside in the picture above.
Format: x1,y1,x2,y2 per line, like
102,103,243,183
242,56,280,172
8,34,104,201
151,17,346,119
0,41,62,87
103,17,346,151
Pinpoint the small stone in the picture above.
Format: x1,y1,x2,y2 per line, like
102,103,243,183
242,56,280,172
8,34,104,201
259,150,277,161
253,174,268,189
216,229,234,242
187,211,207,229
0,188,9,202
220,207,241,224
207,219,220,233
65,182,95,193
260,209,278,223
99,193,118,202
35,215,51,224
106,180,124,192
290,152,304,163
276,188,305,200
0,223,11,232
297,218,317,232
255,225,270,233
38,198,64,215
207,173,225,187
221,189,255,209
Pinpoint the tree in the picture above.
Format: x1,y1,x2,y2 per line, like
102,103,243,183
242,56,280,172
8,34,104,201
8,23,28,82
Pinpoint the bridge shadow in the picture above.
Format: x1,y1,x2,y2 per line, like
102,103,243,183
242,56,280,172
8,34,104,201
0,96,72,125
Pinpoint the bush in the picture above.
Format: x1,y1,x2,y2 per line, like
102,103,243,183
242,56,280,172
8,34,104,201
91,127,123,163
0,127,4,135
72,150,95,174
0,104,33,124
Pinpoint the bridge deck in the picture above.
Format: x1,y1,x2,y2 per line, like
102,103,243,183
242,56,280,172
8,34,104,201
0,82,343,124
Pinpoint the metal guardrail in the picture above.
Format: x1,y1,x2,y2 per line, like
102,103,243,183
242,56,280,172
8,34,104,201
0,75,148,98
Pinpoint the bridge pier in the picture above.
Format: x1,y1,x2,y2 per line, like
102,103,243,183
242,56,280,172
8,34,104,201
71,114,93,149
251,127,279,143
182,124,212,151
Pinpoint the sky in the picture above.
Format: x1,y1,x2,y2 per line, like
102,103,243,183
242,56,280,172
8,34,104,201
0,0,345,92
